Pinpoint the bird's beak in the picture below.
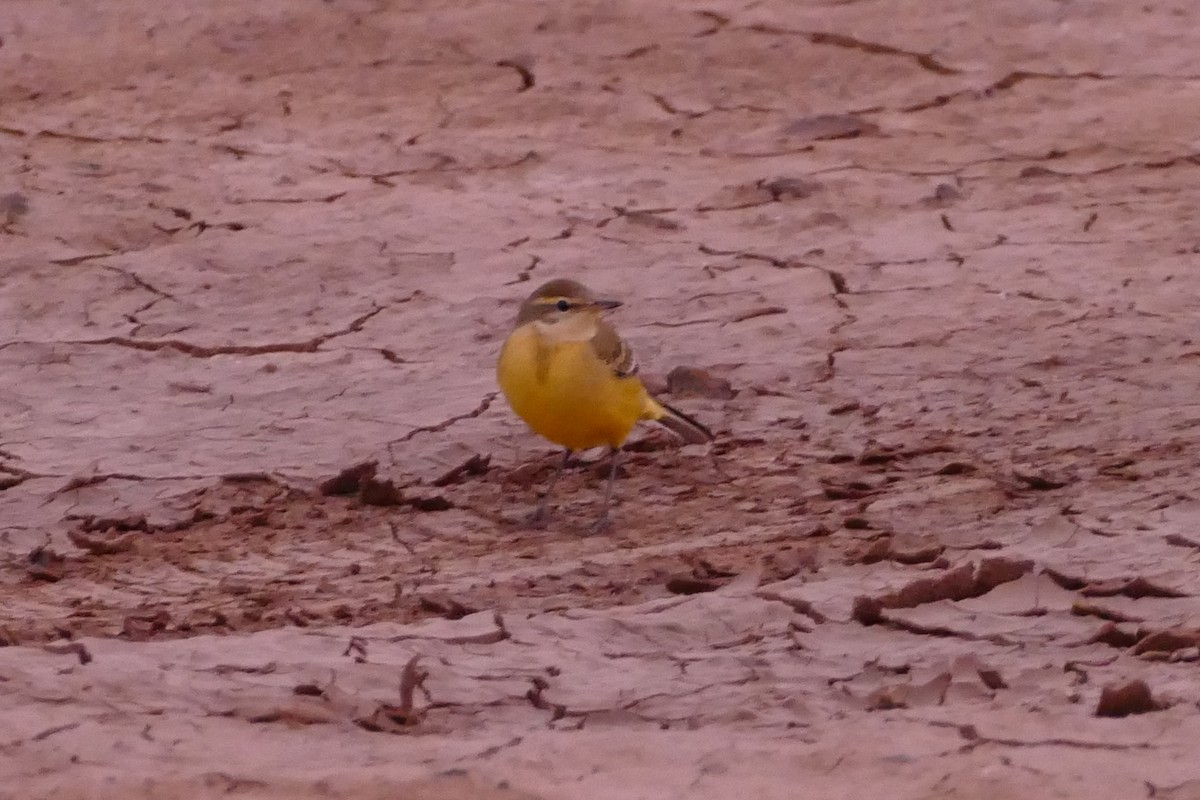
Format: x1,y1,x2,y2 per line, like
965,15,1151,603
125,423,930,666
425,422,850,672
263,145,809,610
593,298,623,310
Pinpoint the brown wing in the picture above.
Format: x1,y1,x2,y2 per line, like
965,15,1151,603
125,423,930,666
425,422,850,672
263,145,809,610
590,320,639,378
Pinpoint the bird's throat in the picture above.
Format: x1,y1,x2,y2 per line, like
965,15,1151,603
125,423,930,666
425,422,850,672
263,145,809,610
531,312,599,343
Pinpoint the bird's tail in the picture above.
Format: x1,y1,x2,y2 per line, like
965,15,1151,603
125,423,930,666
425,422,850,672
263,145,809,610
644,397,714,444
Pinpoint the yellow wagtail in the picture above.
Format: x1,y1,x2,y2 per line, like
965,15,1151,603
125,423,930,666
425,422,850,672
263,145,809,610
496,278,713,531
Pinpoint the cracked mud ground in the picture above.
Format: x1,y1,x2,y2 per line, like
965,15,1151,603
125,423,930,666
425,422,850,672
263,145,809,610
3,0,1200,797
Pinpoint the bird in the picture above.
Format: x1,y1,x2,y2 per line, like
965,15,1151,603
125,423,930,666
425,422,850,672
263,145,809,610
496,278,713,531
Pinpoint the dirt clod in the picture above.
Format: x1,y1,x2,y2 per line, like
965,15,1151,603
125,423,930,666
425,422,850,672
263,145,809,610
852,596,885,625
320,462,378,496
359,476,404,507
665,367,734,399
665,575,720,595
67,528,137,555
1095,680,1162,718
782,114,880,141
1132,629,1200,656
25,545,65,583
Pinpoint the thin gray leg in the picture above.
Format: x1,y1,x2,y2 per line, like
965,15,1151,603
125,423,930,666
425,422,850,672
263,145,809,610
589,447,620,533
528,448,571,527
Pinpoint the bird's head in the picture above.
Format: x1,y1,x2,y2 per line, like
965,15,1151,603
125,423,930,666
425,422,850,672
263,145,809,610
515,279,622,327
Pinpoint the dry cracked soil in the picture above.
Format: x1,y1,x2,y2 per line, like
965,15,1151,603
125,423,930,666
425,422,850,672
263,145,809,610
3,1,1200,798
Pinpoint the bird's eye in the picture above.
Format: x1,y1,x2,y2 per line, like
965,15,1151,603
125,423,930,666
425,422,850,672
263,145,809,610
555,299,571,311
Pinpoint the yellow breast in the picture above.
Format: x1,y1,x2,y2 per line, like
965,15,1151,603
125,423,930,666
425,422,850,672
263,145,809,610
497,324,648,451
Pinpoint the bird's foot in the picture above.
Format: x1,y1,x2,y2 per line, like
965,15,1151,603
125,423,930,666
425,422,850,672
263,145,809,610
525,504,551,529
587,512,613,535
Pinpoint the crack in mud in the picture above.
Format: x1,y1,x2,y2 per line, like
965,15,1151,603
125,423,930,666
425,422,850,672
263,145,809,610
692,10,730,37
322,151,538,187
744,25,960,75
228,192,348,205
495,59,535,91
929,720,1156,753
697,244,847,296
0,126,171,145
101,265,178,303
903,70,1106,112
603,44,660,60
902,69,1200,113
49,252,119,266
596,205,682,231
37,305,388,358
505,255,543,286
648,93,705,119
387,393,499,451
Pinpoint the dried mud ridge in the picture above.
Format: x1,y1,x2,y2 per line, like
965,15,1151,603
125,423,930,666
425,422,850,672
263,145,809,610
6,427,1200,730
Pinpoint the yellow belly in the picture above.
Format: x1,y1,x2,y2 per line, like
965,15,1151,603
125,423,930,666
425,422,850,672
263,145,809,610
497,326,648,451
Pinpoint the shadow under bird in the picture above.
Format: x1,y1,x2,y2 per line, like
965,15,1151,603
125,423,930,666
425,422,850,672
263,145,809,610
496,278,713,532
